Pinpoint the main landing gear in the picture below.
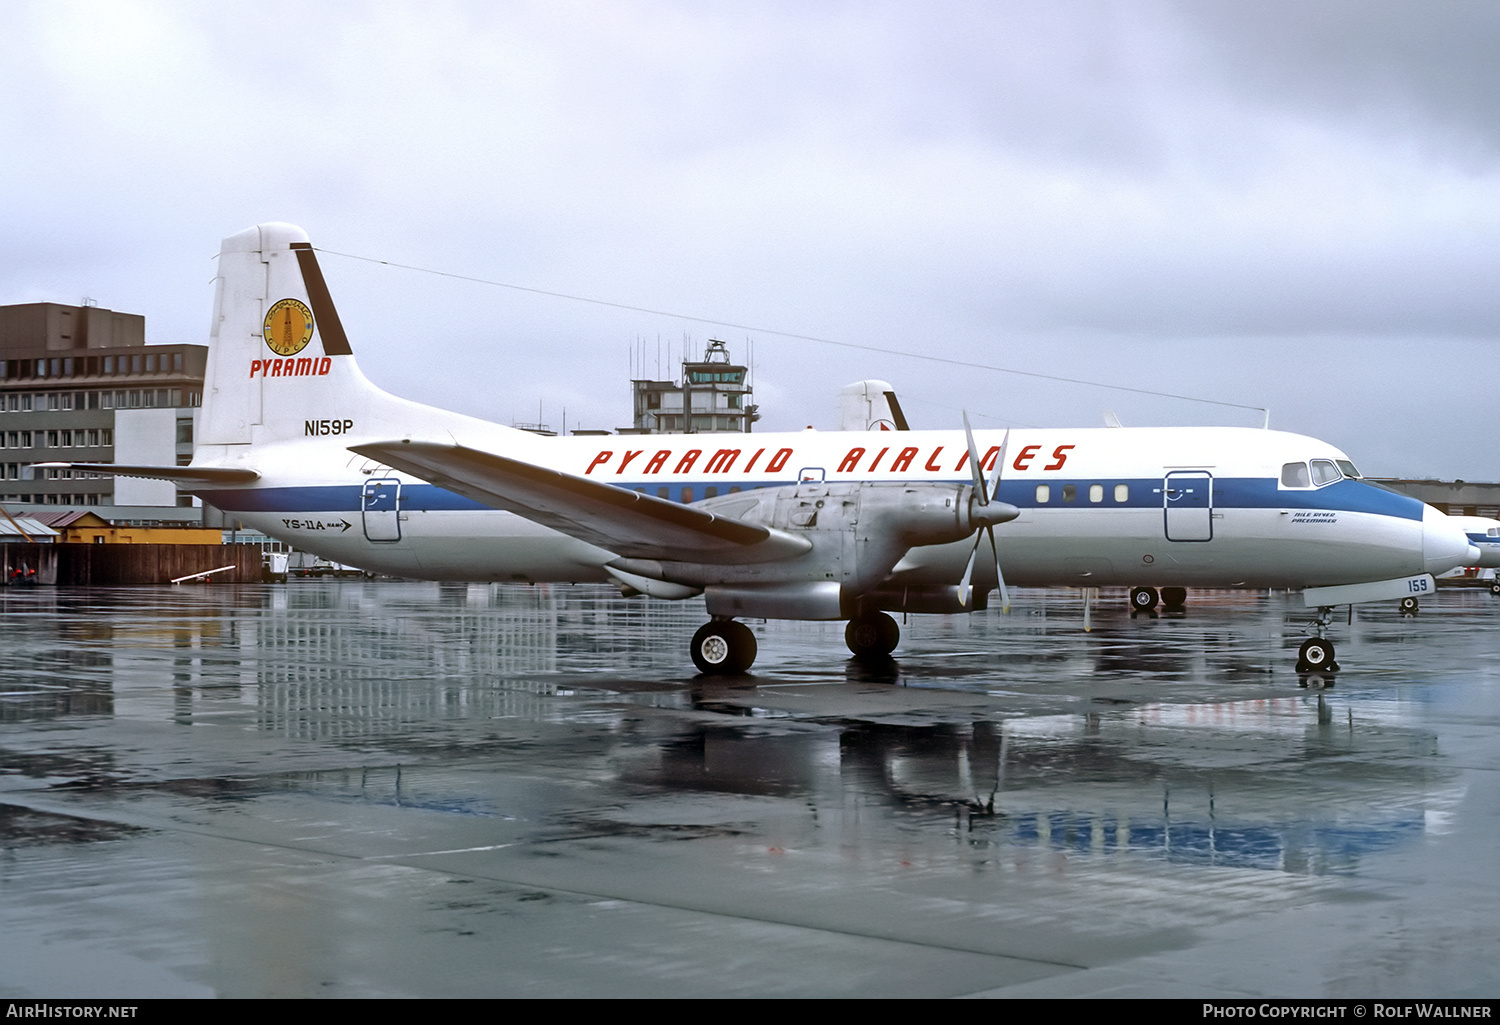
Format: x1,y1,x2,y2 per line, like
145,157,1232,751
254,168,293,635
1297,605,1339,675
690,610,903,674
1129,586,1187,612
690,620,757,675
845,611,900,660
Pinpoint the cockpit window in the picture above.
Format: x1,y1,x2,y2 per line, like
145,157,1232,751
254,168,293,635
1281,462,1311,488
1310,459,1342,486
1336,459,1361,479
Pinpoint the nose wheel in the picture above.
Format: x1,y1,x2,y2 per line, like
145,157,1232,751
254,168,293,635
1297,606,1339,673
1297,636,1337,672
691,620,757,674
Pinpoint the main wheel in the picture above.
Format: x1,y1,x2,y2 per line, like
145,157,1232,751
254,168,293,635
845,611,900,659
1130,586,1159,611
1490,582,1500,596
690,620,757,674
1297,637,1336,672
1399,596,1419,614
1161,586,1187,609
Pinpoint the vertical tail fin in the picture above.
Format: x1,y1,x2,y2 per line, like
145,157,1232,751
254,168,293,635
198,222,384,448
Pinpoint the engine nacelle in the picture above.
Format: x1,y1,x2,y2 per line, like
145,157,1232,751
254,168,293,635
864,585,986,615
606,481,1018,608
704,581,844,620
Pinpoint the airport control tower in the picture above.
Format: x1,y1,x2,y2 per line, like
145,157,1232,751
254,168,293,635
629,339,759,434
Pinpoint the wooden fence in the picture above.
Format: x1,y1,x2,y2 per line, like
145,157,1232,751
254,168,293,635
2,544,263,586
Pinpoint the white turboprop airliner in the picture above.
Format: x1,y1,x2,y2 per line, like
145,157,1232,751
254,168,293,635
49,223,1480,675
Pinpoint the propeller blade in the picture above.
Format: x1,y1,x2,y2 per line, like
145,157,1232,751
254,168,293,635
958,531,981,607
962,411,986,499
961,417,1014,612
986,428,1009,504
989,525,1011,613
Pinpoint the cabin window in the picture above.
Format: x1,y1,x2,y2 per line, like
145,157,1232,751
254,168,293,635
656,487,669,500
1062,484,1076,503
1281,462,1311,488
1035,485,1050,504
1311,459,1341,486
680,488,693,503
1114,483,1129,503
1089,484,1103,503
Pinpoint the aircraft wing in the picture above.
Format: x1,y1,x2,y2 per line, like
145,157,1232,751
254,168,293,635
349,441,810,564
29,462,260,485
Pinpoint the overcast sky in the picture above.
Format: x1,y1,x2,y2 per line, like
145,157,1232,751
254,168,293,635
3,0,1496,479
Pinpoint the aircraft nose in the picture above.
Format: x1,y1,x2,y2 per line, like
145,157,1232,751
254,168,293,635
1422,505,1480,575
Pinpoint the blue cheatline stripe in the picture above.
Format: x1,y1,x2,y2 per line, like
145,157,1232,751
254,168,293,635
196,475,1425,520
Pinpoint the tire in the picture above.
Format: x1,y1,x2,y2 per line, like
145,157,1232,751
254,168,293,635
1399,596,1419,614
1298,637,1335,671
1130,586,1159,611
690,621,756,674
1490,582,1500,596
845,612,900,658
1161,587,1187,608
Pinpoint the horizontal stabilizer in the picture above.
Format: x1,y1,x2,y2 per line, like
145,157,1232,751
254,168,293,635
349,441,811,564
28,462,260,486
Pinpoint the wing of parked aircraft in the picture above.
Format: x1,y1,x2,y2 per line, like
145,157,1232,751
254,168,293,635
349,440,810,564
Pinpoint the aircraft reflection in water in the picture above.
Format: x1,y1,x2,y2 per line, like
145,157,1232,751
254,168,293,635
2,582,1447,878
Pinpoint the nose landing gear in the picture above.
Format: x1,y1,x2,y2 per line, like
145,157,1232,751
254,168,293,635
1296,605,1339,674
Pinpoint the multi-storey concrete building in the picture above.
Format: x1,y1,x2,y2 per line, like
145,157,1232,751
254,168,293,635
0,302,205,522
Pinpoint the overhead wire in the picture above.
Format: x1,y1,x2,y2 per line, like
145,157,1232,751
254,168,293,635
315,247,1268,419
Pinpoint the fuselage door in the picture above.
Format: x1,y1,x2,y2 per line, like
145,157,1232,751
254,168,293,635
362,478,402,542
1163,470,1212,542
